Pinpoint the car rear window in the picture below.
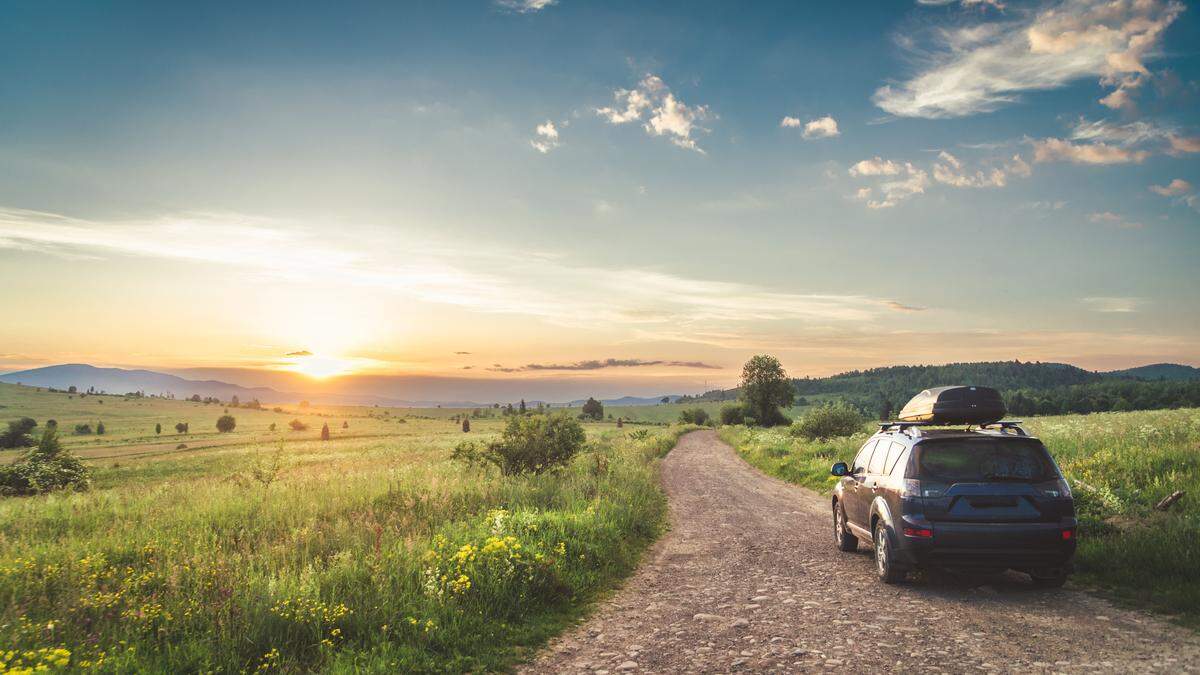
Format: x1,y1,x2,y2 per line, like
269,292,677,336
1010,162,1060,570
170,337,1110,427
913,438,1058,483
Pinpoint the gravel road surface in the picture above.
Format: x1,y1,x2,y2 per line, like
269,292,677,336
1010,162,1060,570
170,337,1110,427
522,430,1200,673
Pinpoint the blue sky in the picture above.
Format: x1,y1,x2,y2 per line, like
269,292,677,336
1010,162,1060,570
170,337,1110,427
0,0,1197,398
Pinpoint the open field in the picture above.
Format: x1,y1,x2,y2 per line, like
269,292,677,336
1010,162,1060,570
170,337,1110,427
719,408,1200,627
0,383,693,672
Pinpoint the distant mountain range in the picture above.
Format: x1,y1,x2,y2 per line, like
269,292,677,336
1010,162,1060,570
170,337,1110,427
0,364,686,408
2,361,1196,410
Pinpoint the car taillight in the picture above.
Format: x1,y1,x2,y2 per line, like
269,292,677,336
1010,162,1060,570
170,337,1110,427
903,527,933,538
1062,528,1074,540
1037,479,1072,498
902,479,945,498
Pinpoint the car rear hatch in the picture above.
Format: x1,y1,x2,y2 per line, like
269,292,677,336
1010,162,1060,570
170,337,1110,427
910,437,1074,552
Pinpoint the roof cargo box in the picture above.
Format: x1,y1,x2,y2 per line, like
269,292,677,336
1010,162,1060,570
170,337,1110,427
897,386,1006,425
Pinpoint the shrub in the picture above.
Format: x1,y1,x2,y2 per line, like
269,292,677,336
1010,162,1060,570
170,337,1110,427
0,417,38,449
155,423,162,435
95,421,105,435
320,423,330,441
451,413,586,476
289,419,308,432
342,420,348,429
268,422,276,432
74,423,93,435
679,408,710,425
719,404,747,425
216,415,237,433
0,426,91,496
462,417,471,432
791,401,865,440
175,422,189,434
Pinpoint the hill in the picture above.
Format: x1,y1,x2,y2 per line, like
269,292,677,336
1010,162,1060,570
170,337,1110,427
0,364,288,402
1103,363,1200,381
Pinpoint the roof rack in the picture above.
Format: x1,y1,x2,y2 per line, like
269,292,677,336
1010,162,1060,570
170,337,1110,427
878,421,931,437
975,420,1028,436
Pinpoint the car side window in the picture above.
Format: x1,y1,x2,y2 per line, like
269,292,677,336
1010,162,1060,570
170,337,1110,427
889,445,911,478
853,440,877,473
884,441,906,474
868,440,888,475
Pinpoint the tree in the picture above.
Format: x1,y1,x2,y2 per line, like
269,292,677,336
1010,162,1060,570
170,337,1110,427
68,386,77,394
230,395,240,408
96,421,106,435
462,417,471,432
289,419,308,431
661,396,670,404
519,399,527,415
580,397,604,421
155,423,162,435
175,422,189,434
216,415,237,433
342,420,348,429
320,423,331,441
0,418,38,449
739,355,794,427
616,417,624,428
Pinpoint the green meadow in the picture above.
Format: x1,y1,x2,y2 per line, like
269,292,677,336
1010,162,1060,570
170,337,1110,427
0,383,692,672
720,408,1200,627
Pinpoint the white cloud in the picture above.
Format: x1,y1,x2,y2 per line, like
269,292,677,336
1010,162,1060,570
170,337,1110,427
597,75,711,153
849,157,902,176
1088,211,1143,228
931,151,1029,187
1150,178,1191,197
530,120,560,154
1169,135,1200,154
1083,296,1140,313
1031,138,1149,165
918,0,1007,8
875,0,1185,118
801,115,840,140
780,116,802,128
495,0,556,13
849,160,929,208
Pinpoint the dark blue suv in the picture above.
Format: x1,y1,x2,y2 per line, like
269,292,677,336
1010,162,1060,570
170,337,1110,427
831,422,1076,586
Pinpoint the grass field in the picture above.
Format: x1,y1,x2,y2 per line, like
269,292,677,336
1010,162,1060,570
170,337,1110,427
0,383,693,672
719,408,1200,627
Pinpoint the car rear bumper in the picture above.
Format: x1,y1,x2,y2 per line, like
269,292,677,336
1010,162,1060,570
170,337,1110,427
894,521,1076,572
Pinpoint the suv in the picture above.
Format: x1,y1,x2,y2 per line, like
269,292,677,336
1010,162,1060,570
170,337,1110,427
830,422,1076,586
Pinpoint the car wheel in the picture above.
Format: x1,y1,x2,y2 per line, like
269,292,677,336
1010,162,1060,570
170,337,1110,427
1030,572,1068,589
873,522,905,584
833,501,857,552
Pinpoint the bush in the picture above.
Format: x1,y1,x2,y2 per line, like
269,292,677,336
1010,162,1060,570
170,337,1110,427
791,401,865,440
216,415,237,433
451,413,586,476
95,421,105,435
0,426,91,496
74,423,92,435
289,419,308,432
719,404,747,425
679,408,710,425
175,422,189,434
0,418,38,449
320,423,330,441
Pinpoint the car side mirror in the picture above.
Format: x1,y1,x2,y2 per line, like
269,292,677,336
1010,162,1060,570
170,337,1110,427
831,462,849,476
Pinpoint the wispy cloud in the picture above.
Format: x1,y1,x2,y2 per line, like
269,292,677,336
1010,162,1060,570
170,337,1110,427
495,0,556,13
0,207,900,338
1031,138,1149,165
286,350,313,357
932,151,1029,187
597,75,711,153
875,0,1184,118
1083,296,1140,313
488,358,721,373
885,301,927,312
1150,178,1191,197
1088,211,1143,228
917,0,1006,8
530,120,561,153
849,159,929,208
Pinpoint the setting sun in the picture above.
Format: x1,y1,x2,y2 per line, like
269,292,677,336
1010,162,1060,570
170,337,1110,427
284,354,357,379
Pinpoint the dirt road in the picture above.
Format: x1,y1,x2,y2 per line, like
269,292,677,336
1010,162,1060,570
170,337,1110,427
523,430,1200,673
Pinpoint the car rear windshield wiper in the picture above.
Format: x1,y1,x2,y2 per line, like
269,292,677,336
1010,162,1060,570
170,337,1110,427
982,474,1034,482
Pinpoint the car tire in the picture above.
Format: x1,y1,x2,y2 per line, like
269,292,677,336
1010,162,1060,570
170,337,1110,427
1030,572,1068,589
834,501,857,552
873,522,905,584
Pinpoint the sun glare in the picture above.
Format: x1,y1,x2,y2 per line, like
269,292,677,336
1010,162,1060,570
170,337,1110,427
286,354,356,379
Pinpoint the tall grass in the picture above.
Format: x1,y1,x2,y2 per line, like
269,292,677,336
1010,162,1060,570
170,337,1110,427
0,423,692,672
719,408,1200,627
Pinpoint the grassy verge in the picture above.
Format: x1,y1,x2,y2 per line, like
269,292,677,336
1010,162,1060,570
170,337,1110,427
0,422,695,672
719,408,1200,628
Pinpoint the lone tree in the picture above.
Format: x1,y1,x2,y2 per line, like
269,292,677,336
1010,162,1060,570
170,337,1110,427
320,423,331,441
0,418,38,449
580,397,604,421
519,399,527,415
739,355,794,427
462,417,470,432
155,423,162,435
216,415,237,433
96,421,106,435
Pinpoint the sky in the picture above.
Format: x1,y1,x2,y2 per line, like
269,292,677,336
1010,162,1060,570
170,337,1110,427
0,0,1198,401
